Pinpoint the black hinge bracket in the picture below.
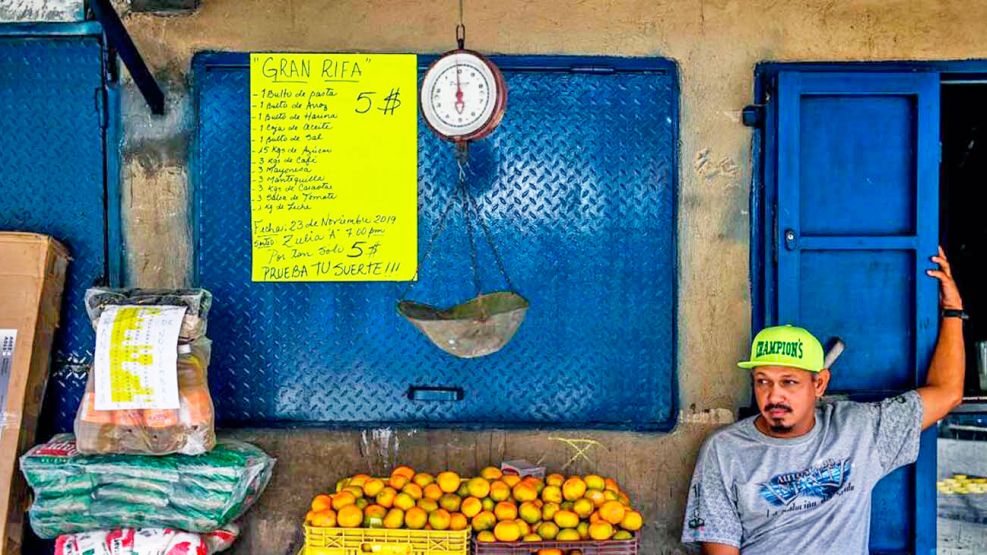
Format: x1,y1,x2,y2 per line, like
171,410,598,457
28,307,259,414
90,0,165,115
742,104,765,128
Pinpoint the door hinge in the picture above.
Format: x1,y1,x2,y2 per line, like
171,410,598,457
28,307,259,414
95,87,108,130
743,104,765,128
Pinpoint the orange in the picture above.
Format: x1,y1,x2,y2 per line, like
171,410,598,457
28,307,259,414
343,485,364,499
355,498,369,510
600,501,626,525
461,497,483,518
308,509,337,527
363,504,387,528
481,497,496,511
480,466,503,481
476,530,496,543
393,492,416,511
449,512,469,531
375,487,397,508
577,521,590,539
494,520,522,542
562,477,587,501
590,511,603,524
556,528,580,541
311,494,333,512
537,550,563,555
436,471,461,494
429,508,452,530
412,473,435,488
523,533,541,542
467,477,491,498
589,521,614,541
334,478,349,493
584,474,605,491
388,474,410,491
332,491,356,511
516,520,531,536
471,510,497,532
519,501,541,524
423,483,444,501
603,490,620,502
618,492,632,506
404,506,428,529
418,498,439,513
546,473,564,487
541,485,563,504
573,498,595,518
363,479,385,498
391,465,416,480
440,493,462,512
523,476,545,491
489,480,511,502
604,478,621,493
584,488,606,508
613,530,633,540
457,482,470,497
553,510,579,529
502,474,521,488
336,505,363,528
349,475,370,488
383,508,404,529
620,510,643,531
537,521,559,540
402,483,423,500
541,502,560,522
512,482,539,503
494,501,518,521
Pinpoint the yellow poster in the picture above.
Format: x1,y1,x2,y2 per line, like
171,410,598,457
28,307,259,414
250,53,418,281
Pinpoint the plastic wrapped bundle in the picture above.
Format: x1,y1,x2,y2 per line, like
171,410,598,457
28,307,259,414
21,435,275,539
84,288,212,344
75,338,216,456
54,523,239,555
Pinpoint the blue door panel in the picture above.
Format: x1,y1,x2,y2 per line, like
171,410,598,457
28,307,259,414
0,33,107,435
798,95,917,236
770,70,939,553
193,53,679,430
798,250,915,391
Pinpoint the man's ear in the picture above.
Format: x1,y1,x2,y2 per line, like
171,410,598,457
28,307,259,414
814,368,831,397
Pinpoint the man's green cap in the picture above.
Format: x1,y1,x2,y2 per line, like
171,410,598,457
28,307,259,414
738,325,825,372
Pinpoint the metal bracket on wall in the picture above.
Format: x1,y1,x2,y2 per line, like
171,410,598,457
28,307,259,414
89,0,165,115
742,104,765,127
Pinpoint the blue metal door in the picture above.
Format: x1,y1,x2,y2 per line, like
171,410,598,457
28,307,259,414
0,24,113,436
766,71,940,553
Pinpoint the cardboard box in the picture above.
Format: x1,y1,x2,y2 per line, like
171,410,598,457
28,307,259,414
0,233,69,555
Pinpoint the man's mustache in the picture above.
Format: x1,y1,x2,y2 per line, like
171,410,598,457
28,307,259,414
764,404,792,414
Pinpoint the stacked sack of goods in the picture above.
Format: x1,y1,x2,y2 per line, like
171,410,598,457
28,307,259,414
21,289,276,555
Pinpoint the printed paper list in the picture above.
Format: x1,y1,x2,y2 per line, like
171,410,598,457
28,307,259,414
250,53,418,281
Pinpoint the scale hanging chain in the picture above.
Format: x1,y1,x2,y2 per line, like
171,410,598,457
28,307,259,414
458,149,483,297
466,185,517,292
456,0,466,49
397,164,461,300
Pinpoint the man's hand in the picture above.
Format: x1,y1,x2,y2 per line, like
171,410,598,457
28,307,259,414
916,246,965,429
928,246,964,310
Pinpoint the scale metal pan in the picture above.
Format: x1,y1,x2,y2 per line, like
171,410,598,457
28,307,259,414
397,291,529,358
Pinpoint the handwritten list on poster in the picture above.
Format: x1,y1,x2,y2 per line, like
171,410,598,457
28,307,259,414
250,53,418,281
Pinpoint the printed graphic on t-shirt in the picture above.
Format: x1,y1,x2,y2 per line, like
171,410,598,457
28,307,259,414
759,458,853,508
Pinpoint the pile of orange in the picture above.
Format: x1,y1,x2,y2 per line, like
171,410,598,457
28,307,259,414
305,466,643,546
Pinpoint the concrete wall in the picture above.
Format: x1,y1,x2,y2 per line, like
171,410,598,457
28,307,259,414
113,1,987,553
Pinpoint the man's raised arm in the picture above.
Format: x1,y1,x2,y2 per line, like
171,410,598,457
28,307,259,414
917,246,965,430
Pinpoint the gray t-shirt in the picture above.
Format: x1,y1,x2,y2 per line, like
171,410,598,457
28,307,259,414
681,391,923,554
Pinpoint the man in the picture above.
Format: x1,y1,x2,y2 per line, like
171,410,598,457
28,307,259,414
682,247,965,554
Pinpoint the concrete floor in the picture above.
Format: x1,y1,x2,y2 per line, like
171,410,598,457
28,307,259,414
938,517,987,554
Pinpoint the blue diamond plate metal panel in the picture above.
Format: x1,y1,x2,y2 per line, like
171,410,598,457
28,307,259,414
193,54,678,430
0,35,107,434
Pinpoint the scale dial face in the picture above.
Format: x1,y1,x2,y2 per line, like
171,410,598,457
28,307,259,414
420,50,506,142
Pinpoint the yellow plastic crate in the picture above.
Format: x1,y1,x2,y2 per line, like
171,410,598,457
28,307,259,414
304,525,469,555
